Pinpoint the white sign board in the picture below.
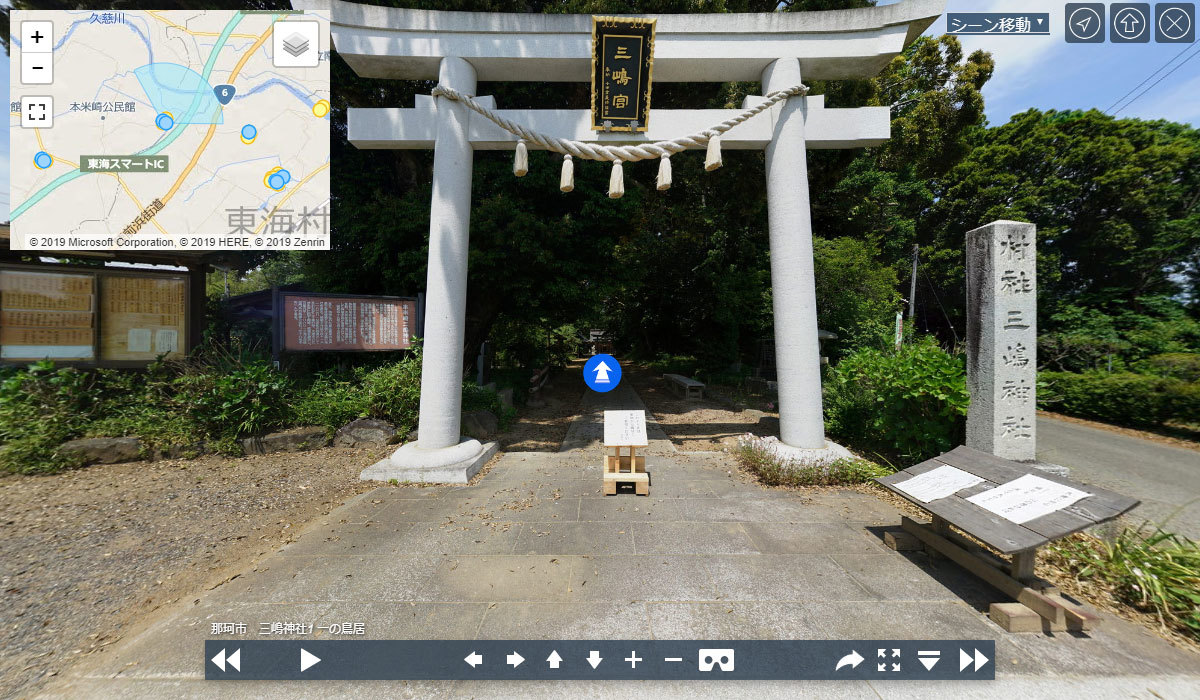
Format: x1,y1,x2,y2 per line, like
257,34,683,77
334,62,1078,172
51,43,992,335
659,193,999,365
966,474,1091,525
603,410,648,447
892,465,985,503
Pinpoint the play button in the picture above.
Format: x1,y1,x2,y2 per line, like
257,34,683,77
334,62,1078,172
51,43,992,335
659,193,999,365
300,648,321,672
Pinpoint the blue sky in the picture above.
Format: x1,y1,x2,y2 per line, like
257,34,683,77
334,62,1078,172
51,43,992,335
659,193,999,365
913,1,1200,127
3,2,1198,220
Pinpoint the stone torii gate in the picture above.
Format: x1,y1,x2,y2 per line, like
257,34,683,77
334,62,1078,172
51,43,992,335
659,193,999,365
308,0,946,482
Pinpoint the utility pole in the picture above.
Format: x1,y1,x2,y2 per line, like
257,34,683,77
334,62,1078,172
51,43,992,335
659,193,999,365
908,244,919,320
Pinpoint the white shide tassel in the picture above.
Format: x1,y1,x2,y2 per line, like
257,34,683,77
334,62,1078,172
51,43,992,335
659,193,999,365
608,160,624,199
656,154,672,191
705,133,723,171
560,154,574,192
513,139,529,177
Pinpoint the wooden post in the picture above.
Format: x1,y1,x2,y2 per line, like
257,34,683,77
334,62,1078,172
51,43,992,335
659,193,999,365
1011,549,1037,582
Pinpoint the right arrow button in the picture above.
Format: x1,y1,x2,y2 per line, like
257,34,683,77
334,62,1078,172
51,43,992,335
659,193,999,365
973,648,989,671
959,648,989,672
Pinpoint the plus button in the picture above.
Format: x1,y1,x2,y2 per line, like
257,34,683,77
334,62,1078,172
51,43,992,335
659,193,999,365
31,31,45,44
625,651,642,669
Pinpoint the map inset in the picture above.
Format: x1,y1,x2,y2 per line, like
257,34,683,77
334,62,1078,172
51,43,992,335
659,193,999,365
9,9,331,251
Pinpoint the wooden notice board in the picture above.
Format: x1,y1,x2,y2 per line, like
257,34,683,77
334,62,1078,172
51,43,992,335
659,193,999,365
100,275,187,362
0,270,96,361
281,293,418,352
877,445,1139,554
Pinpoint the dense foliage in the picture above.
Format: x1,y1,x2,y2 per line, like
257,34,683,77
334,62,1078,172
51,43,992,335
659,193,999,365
1038,371,1200,428
823,338,970,462
1049,527,1200,642
0,351,509,474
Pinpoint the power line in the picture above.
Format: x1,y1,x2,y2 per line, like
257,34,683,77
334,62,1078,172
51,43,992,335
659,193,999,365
920,266,959,344
1105,40,1198,113
1109,42,1200,115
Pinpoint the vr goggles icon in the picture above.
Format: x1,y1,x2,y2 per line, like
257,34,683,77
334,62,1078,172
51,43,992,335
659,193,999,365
698,648,735,672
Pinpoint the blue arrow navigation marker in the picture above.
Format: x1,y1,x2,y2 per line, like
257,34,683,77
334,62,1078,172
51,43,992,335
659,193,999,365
584,354,621,393
213,84,236,105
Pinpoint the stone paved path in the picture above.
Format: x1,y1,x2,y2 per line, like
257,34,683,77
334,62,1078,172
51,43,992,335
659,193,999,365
44,381,1200,697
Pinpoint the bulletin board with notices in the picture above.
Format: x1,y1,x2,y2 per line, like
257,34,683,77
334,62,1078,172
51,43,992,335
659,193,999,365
0,269,96,361
0,265,190,366
100,275,186,362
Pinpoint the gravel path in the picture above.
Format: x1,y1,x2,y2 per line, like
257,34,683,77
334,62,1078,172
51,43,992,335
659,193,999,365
626,366,779,451
0,446,388,698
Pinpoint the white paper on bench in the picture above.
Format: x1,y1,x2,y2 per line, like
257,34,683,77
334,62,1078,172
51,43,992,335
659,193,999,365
603,410,648,447
892,465,985,503
965,474,1091,525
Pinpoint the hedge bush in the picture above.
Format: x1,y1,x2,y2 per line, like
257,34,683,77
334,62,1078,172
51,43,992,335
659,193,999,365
1038,371,1200,426
0,345,513,474
823,337,969,462
1139,353,1200,383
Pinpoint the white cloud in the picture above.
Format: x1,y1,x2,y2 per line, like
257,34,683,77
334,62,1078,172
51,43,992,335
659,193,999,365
928,1,1068,103
1119,66,1200,124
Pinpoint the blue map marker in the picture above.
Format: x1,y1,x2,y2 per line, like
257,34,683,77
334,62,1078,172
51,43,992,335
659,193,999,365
584,354,621,393
213,84,236,105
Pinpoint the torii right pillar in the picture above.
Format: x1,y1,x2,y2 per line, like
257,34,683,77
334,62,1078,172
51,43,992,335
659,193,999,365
762,58,850,460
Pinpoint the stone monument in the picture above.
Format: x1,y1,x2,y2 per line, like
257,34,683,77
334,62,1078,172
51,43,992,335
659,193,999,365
966,220,1038,462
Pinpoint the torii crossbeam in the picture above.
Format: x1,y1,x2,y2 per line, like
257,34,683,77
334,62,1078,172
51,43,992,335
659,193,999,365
301,0,946,482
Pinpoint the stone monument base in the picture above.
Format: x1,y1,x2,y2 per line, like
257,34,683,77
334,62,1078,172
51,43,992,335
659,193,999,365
360,438,498,484
1028,460,1070,478
765,438,856,467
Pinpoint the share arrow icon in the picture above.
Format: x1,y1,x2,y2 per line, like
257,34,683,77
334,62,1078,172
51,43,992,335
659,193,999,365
835,650,864,671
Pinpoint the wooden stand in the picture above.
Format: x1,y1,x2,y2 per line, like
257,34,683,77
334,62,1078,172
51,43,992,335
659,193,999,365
603,445,649,496
876,445,1141,635
888,516,1099,633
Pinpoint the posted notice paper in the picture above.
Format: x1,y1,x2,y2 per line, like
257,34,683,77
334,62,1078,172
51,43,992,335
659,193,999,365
966,474,1091,524
892,465,985,503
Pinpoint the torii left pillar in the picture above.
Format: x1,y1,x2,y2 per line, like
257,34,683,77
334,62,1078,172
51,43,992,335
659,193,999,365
361,57,499,484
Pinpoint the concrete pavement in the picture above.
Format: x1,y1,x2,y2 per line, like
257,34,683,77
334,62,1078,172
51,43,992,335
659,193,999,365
41,388,1200,697
1037,416,1200,539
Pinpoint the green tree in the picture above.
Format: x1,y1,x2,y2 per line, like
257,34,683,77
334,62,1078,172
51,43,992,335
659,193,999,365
924,110,1200,329
812,237,901,355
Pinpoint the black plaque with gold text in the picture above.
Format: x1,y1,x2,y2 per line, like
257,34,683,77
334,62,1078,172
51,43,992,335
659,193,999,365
590,16,656,132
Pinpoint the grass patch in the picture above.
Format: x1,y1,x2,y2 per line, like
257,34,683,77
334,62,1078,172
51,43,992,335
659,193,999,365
1046,525,1200,642
733,433,893,487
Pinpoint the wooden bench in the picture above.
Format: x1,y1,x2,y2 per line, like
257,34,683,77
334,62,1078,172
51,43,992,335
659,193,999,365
663,373,704,400
877,445,1139,633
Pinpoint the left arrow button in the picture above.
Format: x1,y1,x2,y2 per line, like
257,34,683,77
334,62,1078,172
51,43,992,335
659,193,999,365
465,651,483,668
300,648,320,672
